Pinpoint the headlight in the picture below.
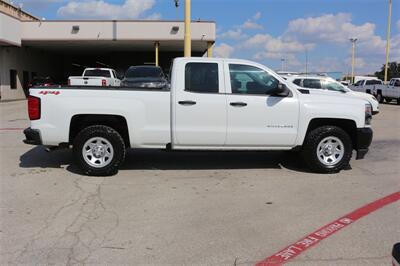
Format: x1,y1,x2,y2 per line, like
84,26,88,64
365,103,372,125
144,82,165,88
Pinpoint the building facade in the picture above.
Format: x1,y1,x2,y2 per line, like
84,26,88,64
0,0,216,100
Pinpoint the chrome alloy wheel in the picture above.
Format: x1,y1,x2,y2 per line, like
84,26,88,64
316,136,344,166
82,137,114,168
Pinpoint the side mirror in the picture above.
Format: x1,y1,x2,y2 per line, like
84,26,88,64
275,83,291,97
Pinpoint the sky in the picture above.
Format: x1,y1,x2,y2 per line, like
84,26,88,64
10,0,400,76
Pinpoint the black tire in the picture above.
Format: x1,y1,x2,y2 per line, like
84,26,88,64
73,125,126,176
376,93,384,103
301,126,352,173
397,98,400,105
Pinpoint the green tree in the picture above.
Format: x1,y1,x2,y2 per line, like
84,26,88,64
374,62,400,80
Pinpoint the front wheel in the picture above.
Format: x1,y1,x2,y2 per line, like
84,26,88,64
376,93,384,103
73,125,126,176
301,126,352,173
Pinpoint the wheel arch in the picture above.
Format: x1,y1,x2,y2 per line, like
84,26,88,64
69,114,130,148
304,118,357,149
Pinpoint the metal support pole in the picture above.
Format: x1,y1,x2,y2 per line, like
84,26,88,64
155,41,159,66
184,0,191,57
207,42,213,57
350,38,357,84
384,0,392,83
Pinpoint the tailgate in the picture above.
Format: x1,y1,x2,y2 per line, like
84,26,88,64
69,77,106,86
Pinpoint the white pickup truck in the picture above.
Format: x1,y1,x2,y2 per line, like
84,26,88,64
349,78,383,95
373,78,400,104
68,68,121,87
24,58,373,176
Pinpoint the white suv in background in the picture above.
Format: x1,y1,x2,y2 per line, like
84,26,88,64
285,75,379,115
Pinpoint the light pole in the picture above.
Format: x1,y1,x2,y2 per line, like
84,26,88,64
184,0,191,57
305,48,308,75
174,0,191,57
350,38,358,84
384,0,392,83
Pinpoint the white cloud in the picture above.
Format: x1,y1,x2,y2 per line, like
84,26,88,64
214,43,234,58
219,29,247,40
241,20,263,30
241,34,271,48
57,0,158,19
284,13,375,44
237,12,399,74
253,12,261,20
219,12,262,40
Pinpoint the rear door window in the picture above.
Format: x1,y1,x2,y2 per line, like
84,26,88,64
303,79,322,89
366,80,381,85
185,63,219,93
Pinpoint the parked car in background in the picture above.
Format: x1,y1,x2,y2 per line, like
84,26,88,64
285,75,379,114
373,78,400,104
68,68,121,87
121,66,169,89
28,77,54,88
349,78,383,94
24,57,373,176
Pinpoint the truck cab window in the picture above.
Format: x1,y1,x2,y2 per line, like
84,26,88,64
229,64,279,95
322,81,347,92
185,63,219,93
303,79,322,89
395,80,400,87
293,79,302,86
354,80,363,86
366,80,381,85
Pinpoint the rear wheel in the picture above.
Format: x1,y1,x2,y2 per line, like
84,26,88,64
301,126,352,173
73,125,126,176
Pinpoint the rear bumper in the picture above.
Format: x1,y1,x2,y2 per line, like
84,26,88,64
355,128,373,160
23,127,42,145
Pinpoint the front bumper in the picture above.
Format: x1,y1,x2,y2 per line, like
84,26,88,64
23,127,42,145
355,128,373,160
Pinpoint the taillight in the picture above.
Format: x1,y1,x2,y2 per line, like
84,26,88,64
68,79,71,86
102,79,106,86
28,96,41,120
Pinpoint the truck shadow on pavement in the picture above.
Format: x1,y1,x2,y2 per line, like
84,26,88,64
19,146,322,175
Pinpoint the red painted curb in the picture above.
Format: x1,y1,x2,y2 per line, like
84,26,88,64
256,191,400,266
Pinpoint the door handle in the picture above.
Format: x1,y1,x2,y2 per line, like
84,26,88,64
178,100,197,106
230,102,247,107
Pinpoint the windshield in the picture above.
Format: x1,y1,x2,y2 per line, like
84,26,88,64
322,80,348,92
84,69,111,78
126,67,163,78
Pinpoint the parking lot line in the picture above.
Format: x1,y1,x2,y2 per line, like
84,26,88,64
0,128,24,131
256,191,400,266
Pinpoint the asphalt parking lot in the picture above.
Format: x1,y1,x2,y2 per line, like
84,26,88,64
0,100,399,265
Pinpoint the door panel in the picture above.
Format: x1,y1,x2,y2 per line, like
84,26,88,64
174,61,227,146
225,63,299,147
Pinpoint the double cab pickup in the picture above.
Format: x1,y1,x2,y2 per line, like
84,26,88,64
24,58,373,176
